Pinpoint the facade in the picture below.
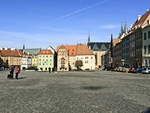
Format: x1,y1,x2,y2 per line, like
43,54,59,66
57,44,95,71
57,46,69,71
112,42,122,67
32,56,38,67
128,32,136,67
101,51,111,68
122,35,130,67
142,25,150,66
37,49,54,71
21,55,32,70
111,10,150,68
88,42,110,68
24,48,41,67
0,48,24,67
76,44,95,70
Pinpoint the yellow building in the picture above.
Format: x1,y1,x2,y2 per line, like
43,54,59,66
57,45,69,71
88,42,111,68
32,55,38,67
24,48,41,67
0,48,24,67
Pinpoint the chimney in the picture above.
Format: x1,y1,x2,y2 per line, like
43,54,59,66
138,15,141,21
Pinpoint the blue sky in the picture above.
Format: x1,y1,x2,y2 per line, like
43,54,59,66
0,0,150,49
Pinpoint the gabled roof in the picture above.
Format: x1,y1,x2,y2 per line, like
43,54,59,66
76,44,93,55
38,49,53,55
132,10,150,28
88,42,111,51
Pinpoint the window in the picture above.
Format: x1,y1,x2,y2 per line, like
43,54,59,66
149,45,150,54
85,57,88,59
145,60,148,66
148,31,150,39
144,46,147,54
85,61,88,63
144,33,147,40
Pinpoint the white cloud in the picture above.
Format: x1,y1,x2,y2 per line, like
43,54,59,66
56,0,109,20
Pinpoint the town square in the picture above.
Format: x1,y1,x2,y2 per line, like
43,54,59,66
1,0,150,113
0,70,150,113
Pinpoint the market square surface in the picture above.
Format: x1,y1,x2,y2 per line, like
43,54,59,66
0,71,149,113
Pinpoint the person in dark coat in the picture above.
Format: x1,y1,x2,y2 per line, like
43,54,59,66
48,67,51,73
9,66,15,79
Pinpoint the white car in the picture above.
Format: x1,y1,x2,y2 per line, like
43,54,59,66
142,67,150,74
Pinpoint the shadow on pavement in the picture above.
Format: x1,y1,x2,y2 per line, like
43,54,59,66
81,86,106,91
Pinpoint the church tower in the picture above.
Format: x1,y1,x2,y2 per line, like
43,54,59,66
88,34,91,43
23,44,25,50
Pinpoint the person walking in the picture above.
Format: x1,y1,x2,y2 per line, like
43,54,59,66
48,67,51,73
8,66,15,79
15,66,20,79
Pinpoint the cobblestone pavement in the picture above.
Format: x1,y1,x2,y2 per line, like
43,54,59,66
0,71,150,113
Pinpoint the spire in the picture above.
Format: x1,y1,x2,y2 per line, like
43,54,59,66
23,44,25,50
88,34,91,43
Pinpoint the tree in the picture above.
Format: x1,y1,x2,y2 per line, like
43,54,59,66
75,60,83,70
0,57,5,67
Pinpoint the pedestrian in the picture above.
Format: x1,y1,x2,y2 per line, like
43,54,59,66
48,67,51,73
8,66,14,79
15,66,20,79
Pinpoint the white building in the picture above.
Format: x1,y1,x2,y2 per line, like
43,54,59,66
21,55,32,70
76,44,95,70
56,44,96,71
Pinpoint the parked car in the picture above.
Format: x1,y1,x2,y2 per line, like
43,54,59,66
128,67,136,73
136,67,143,73
0,67,4,71
26,66,38,71
142,67,150,74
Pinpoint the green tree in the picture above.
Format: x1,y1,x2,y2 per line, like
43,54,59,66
75,60,83,70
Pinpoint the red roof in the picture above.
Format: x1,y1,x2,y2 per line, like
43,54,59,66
56,45,77,56
76,44,94,55
0,49,24,57
112,38,120,45
38,49,53,55
57,44,94,56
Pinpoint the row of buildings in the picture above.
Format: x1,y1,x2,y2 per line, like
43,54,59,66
0,43,111,71
2,10,149,71
102,10,150,68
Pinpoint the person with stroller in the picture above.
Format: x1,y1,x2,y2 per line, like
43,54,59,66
8,65,15,79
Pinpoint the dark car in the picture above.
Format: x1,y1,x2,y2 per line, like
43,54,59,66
128,67,136,73
136,67,143,73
